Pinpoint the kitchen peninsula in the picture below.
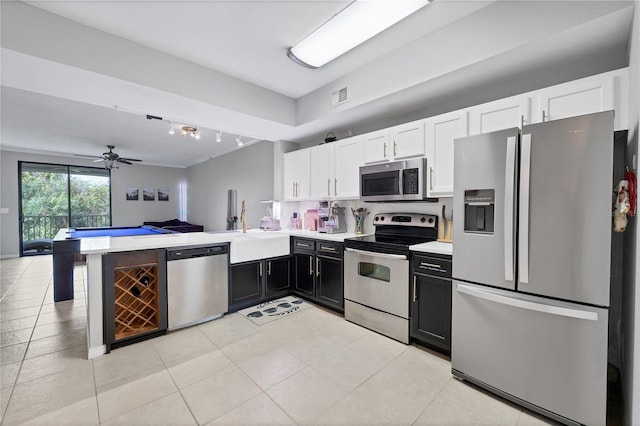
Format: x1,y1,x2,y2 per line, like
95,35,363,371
77,228,362,359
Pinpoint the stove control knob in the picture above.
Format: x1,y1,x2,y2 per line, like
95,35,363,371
420,217,426,223
380,216,385,221
374,216,379,222
428,217,434,224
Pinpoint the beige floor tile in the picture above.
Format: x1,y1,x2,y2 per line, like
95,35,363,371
284,334,343,364
0,316,37,334
17,344,90,384
167,348,236,390
35,306,86,326
414,394,481,425
39,299,85,314
0,342,28,366
237,347,306,390
1,386,11,422
0,306,40,322
439,379,522,425
209,393,295,425
309,345,385,392
181,366,262,425
103,392,196,425
517,410,559,425
348,357,450,424
97,369,177,423
0,299,43,312
1,290,46,304
316,317,371,347
1,327,34,348
221,328,291,366
93,341,165,387
266,366,347,424
345,331,408,367
25,327,87,359
20,395,99,425
311,392,397,425
151,326,217,364
3,361,95,424
1,361,21,389
30,317,86,340
198,313,258,348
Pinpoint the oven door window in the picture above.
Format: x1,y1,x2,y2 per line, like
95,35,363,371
361,171,400,197
358,262,390,282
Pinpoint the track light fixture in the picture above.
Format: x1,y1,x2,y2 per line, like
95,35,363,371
216,131,222,143
168,122,175,135
236,135,244,147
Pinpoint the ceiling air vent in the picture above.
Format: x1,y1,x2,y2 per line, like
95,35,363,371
330,87,348,108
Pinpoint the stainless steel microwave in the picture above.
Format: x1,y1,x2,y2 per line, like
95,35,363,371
359,158,433,202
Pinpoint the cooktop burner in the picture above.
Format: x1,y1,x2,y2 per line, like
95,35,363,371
344,213,438,255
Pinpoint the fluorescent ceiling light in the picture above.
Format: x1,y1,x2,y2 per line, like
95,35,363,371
288,0,430,69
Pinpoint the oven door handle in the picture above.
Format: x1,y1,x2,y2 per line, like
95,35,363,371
345,247,408,260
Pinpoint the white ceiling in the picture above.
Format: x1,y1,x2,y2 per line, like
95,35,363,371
0,1,635,168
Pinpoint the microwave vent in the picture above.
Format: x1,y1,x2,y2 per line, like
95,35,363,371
330,87,348,108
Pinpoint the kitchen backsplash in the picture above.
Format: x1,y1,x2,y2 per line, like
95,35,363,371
281,198,453,235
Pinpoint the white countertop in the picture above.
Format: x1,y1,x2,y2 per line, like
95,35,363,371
72,227,366,256
410,241,453,256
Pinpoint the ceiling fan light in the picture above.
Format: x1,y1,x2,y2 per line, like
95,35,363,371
288,0,430,68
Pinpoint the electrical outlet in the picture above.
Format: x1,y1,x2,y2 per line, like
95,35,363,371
0,208,9,214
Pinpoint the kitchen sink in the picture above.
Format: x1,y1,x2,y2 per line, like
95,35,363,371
229,232,290,264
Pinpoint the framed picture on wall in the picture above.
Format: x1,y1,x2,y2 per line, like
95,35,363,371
157,189,169,201
126,188,139,200
143,188,155,201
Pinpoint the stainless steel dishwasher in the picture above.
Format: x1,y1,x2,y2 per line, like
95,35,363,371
166,244,229,330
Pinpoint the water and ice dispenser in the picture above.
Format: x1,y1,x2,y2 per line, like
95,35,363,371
464,189,495,234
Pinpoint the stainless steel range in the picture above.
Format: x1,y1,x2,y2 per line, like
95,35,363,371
343,213,438,343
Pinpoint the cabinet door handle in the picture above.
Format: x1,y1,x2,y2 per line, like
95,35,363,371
327,179,331,196
542,110,546,122
334,178,337,196
520,114,524,128
429,167,434,191
309,256,313,275
316,257,320,277
393,141,397,157
268,261,271,276
413,276,417,303
383,142,387,158
292,182,295,197
259,262,263,277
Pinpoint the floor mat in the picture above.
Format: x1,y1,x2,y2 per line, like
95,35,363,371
238,296,312,325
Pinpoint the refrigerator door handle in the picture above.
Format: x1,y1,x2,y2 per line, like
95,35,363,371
504,136,517,282
456,283,598,321
519,133,532,284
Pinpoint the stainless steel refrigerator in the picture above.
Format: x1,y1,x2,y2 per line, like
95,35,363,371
451,111,617,425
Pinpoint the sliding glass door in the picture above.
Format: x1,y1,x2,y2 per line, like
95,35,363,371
19,162,111,256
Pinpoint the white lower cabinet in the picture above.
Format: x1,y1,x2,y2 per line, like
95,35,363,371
425,110,468,198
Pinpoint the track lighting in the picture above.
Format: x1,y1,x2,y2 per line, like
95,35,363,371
236,135,244,147
194,131,201,140
168,122,175,135
181,126,198,138
216,131,222,143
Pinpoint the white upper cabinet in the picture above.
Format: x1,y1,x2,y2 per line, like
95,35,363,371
283,149,310,201
536,73,614,124
469,95,533,135
362,129,390,164
390,119,426,159
363,120,425,164
425,110,468,198
334,136,363,199
310,143,335,199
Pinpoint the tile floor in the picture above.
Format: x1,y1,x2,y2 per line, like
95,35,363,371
0,255,556,425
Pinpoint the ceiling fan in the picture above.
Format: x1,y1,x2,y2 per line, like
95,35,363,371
75,145,142,169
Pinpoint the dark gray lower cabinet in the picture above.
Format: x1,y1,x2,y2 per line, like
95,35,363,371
292,238,344,312
410,253,452,354
229,256,290,311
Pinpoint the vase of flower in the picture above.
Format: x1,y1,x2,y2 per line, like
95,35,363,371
351,207,369,234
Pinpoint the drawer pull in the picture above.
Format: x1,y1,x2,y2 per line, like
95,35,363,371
297,243,312,248
420,262,442,269
321,246,336,252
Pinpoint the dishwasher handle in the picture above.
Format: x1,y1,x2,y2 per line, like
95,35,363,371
167,244,228,260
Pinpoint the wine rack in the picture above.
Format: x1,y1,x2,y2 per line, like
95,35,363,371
103,249,167,352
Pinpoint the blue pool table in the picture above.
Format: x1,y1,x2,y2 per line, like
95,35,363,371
52,226,175,302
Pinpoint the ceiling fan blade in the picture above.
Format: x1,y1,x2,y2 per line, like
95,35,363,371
117,159,133,165
92,159,106,162
74,154,102,159
119,157,142,162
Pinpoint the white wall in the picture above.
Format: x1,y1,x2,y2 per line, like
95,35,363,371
0,150,185,257
186,141,275,232
623,2,640,424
